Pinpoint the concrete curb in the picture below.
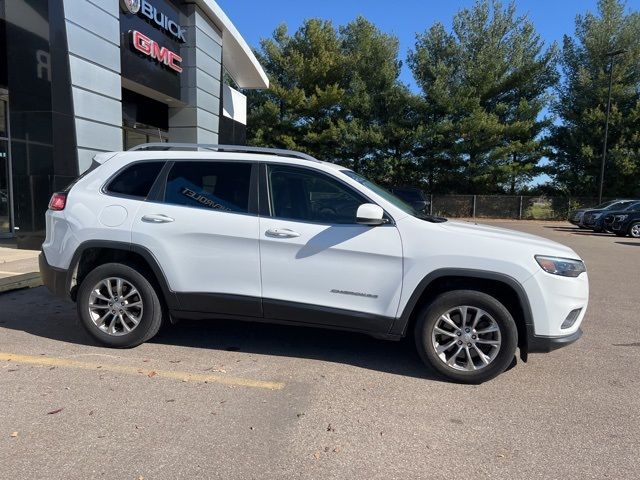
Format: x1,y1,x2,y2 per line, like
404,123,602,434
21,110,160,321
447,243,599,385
0,272,43,293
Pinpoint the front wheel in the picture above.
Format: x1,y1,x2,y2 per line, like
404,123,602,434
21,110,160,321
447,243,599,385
414,290,518,383
76,263,164,348
629,222,640,239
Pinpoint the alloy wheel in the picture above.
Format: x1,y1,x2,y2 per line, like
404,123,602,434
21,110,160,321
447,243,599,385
431,306,502,371
88,277,144,336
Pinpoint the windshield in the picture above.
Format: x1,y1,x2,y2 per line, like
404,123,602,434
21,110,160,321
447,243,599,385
595,200,618,209
341,170,418,216
606,201,633,210
623,201,640,211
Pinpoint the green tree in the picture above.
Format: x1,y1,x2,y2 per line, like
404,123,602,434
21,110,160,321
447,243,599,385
245,17,417,184
550,0,640,196
409,0,557,194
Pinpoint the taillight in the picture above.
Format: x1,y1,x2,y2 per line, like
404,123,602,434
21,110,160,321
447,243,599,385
48,192,67,211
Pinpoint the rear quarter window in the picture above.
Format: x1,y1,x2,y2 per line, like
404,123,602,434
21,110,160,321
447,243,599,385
106,162,164,199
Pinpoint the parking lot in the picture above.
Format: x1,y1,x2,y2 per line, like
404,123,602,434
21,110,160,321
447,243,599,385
0,220,638,480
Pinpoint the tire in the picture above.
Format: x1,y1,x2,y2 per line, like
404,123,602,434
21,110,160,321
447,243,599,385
614,231,627,237
629,222,640,239
414,290,518,384
76,263,164,348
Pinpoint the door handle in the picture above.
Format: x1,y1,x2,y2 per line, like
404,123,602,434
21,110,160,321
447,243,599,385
141,214,174,224
265,228,301,238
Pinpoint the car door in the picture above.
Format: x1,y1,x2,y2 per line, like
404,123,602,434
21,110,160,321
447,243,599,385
258,163,403,334
132,159,262,317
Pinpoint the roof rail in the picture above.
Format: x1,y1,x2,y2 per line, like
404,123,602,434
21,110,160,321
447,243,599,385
127,143,320,163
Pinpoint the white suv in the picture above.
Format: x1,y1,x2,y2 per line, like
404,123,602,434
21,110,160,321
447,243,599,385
40,144,589,383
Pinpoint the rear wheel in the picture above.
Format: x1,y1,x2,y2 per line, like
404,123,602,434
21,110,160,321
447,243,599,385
414,290,518,383
77,263,163,348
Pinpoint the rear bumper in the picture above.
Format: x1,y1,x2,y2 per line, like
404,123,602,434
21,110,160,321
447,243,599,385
527,328,583,353
39,252,69,298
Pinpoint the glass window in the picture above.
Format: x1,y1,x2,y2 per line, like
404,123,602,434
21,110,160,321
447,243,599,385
268,165,367,224
342,170,417,216
0,99,7,138
107,162,164,199
164,161,252,213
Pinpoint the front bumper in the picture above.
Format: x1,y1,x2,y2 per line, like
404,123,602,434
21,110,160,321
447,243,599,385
39,252,69,298
527,328,583,353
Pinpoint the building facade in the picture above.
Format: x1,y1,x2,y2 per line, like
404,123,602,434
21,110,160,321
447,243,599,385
0,0,268,247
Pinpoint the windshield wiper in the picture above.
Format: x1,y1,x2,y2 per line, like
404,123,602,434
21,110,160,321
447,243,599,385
418,213,448,223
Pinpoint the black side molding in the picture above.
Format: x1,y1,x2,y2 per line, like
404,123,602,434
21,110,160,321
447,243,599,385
39,252,69,298
63,240,179,309
390,268,534,338
527,328,583,353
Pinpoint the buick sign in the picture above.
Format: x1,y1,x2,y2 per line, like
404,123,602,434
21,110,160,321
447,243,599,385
123,0,187,43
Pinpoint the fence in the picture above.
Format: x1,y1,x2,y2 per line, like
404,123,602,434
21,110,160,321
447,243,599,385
427,195,609,220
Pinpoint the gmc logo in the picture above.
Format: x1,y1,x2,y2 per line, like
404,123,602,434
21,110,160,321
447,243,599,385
131,30,182,73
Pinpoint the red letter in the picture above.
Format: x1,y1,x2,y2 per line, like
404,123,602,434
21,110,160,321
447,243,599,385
131,30,151,55
168,52,183,73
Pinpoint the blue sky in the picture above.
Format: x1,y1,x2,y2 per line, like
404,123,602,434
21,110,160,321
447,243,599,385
216,0,638,186
214,0,639,89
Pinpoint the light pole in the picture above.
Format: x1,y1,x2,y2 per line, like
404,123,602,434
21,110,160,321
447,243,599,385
598,48,626,204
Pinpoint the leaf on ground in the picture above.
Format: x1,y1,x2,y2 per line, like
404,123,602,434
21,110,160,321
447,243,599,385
147,371,157,378
47,408,63,415
10,431,18,438
313,451,321,460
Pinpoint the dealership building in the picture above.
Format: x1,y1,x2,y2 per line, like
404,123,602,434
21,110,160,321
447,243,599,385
0,0,268,247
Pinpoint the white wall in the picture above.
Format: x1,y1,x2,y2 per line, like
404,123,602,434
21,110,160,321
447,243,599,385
63,0,122,172
169,4,223,144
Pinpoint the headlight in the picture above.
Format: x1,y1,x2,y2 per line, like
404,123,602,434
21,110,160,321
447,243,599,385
592,213,602,219
535,255,586,277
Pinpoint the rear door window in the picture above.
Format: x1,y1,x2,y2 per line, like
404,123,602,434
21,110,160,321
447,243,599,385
163,161,252,213
106,162,164,199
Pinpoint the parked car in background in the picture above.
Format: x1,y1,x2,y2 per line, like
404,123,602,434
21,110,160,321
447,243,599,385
569,200,620,227
389,187,430,213
610,209,640,238
579,200,637,232
602,201,640,232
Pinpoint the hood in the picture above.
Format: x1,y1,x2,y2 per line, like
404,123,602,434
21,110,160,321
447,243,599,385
440,221,578,257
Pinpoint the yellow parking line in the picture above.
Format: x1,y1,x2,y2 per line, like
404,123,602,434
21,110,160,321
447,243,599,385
0,352,285,391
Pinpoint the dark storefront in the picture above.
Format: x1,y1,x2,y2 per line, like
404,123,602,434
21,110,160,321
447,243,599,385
0,0,267,247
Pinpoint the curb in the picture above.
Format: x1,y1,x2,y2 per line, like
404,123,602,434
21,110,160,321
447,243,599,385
0,272,43,293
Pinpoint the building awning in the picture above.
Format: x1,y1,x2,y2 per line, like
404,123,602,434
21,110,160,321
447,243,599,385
194,0,269,90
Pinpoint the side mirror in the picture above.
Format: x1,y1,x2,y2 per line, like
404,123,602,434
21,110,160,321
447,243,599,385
356,203,386,226
411,200,428,212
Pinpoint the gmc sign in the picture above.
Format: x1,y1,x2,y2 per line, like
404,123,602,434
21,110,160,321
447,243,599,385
131,30,182,73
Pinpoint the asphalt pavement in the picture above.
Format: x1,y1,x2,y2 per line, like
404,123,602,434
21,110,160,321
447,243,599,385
0,221,638,479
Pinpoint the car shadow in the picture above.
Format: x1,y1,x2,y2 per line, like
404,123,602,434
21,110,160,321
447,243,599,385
615,241,640,247
543,225,615,236
0,287,442,382
295,225,368,259
543,225,579,231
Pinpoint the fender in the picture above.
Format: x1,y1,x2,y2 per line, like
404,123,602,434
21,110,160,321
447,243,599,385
66,240,180,310
389,268,534,338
